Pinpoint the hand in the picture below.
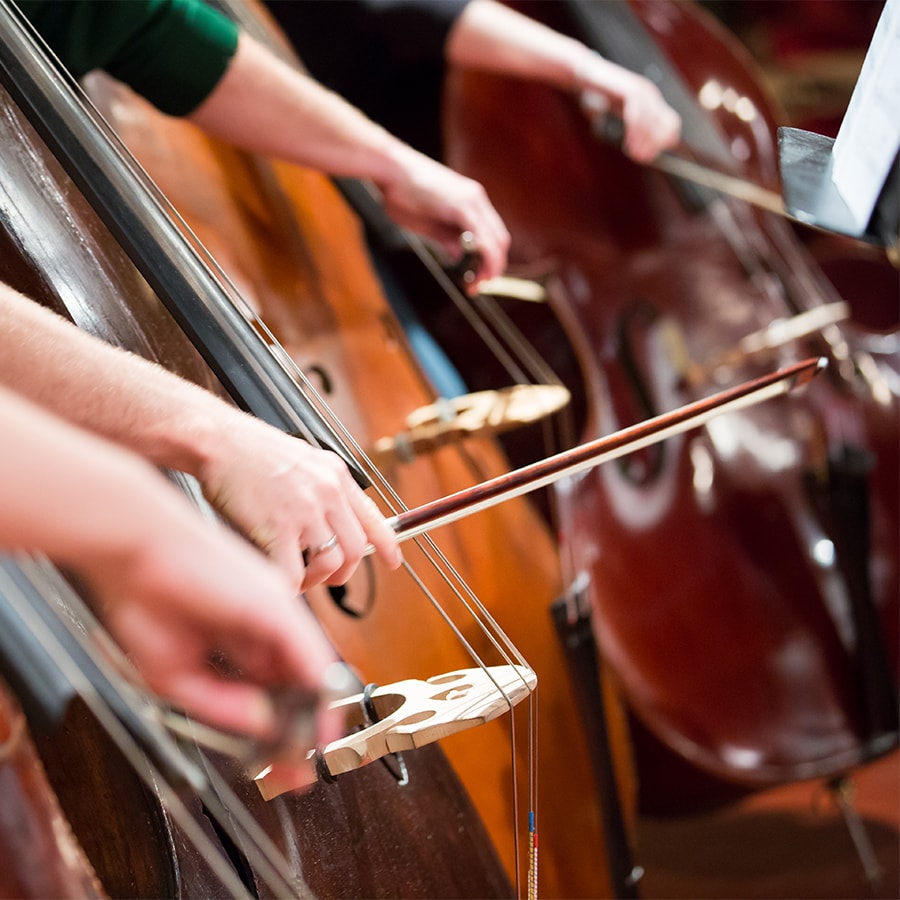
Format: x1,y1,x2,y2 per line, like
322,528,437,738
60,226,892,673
576,51,682,163
378,148,511,291
80,483,348,788
197,411,402,591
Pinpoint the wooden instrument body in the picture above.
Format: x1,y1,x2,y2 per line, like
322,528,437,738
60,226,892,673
440,0,899,801
86,63,629,894
0,67,512,900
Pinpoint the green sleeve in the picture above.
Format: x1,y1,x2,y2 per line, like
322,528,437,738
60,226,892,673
18,0,240,116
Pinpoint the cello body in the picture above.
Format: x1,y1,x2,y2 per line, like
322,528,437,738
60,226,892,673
439,0,899,809
0,40,512,900
80,49,628,893
0,0,633,894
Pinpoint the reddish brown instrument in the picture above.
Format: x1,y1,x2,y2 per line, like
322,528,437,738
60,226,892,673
0,681,104,899
74,10,625,896
440,0,899,810
0,34,507,900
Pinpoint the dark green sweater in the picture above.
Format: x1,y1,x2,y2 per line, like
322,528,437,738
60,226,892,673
18,0,239,115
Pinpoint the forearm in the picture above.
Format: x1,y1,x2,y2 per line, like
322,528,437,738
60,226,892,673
188,32,420,193
0,285,401,589
446,0,593,91
446,0,680,162
0,284,246,478
190,30,509,281
0,385,186,570
0,383,344,751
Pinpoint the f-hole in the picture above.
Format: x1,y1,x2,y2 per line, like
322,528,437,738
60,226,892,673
613,300,666,485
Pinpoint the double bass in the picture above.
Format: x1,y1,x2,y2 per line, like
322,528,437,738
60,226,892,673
0,5,517,896
0,2,621,897
438,0,899,814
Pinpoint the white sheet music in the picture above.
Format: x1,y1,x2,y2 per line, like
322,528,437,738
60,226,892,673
831,0,900,230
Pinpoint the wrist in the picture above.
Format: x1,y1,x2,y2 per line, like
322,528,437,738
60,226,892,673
169,405,251,487
132,379,251,481
187,405,271,502
70,459,219,615
570,44,605,93
368,134,421,194
58,450,179,574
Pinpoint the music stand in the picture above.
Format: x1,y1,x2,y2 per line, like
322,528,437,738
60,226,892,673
778,0,899,254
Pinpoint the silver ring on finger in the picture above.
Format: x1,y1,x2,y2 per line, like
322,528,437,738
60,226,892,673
306,533,338,562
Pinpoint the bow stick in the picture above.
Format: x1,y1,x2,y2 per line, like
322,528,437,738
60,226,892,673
25,360,826,798
177,358,824,791
18,367,823,829
586,107,790,218
380,357,826,546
